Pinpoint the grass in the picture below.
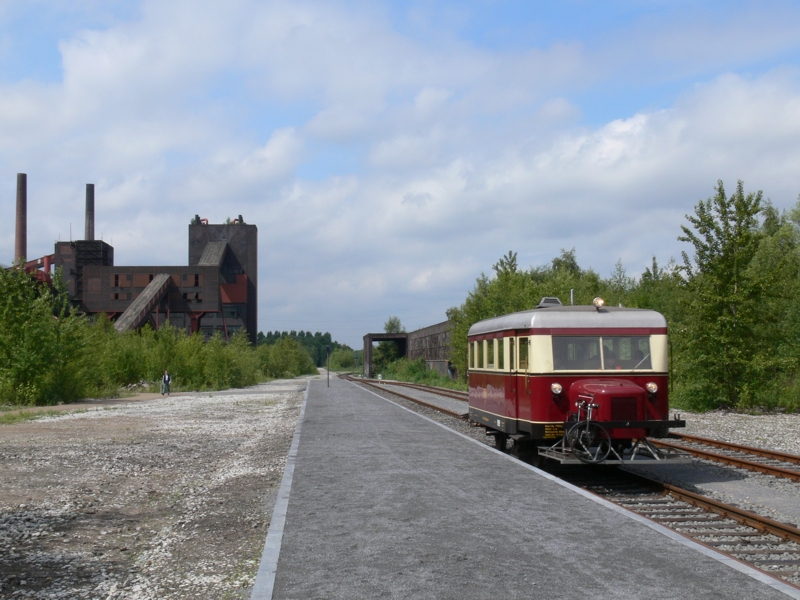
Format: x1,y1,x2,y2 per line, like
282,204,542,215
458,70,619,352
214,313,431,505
379,358,468,392
0,408,86,425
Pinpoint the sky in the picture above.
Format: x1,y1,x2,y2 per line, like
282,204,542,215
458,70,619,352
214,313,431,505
2,0,800,348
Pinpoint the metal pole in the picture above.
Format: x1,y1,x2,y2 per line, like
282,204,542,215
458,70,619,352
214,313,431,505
327,345,330,387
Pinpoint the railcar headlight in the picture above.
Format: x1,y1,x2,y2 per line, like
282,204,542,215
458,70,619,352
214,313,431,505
593,297,605,309
645,382,658,394
551,383,563,395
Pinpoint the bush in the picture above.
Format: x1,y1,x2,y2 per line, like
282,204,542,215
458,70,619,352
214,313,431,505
329,347,356,371
258,337,318,379
0,265,307,405
380,358,466,391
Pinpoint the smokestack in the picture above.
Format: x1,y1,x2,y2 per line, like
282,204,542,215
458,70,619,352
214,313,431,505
85,183,95,241
14,173,27,265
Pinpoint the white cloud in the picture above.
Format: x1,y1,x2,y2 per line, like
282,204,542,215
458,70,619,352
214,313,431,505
2,2,800,346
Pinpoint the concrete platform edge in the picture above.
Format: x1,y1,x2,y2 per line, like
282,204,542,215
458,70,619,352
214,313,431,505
354,381,800,599
251,381,310,600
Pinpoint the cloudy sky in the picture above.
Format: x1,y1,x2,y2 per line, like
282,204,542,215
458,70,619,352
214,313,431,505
2,1,800,347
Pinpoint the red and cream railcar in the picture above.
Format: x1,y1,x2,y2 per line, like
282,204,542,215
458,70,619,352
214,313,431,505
467,297,685,464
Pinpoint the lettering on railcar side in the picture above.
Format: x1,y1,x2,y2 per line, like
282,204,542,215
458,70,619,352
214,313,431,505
544,424,564,438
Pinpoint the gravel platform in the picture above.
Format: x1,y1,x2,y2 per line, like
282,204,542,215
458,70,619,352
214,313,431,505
270,376,793,599
374,382,800,534
0,377,311,599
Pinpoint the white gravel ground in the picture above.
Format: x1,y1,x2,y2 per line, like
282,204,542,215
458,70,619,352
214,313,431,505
681,410,800,455
0,377,310,600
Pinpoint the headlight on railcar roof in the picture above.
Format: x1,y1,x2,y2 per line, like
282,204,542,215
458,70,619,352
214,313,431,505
592,297,605,309
551,383,563,395
645,382,658,394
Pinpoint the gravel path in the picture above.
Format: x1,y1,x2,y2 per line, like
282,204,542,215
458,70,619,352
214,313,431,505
0,377,311,599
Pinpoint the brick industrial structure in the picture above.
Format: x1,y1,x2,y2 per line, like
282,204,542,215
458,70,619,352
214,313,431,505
10,174,258,344
363,320,452,378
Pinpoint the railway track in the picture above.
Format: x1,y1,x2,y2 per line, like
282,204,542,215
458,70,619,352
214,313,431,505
563,468,800,586
348,376,800,587
367,380,469,402
365,378,800,483
651,433,800,481
345,376,467,419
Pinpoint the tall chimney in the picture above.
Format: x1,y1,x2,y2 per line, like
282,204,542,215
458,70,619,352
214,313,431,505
85,183,95,241
14,173,27,265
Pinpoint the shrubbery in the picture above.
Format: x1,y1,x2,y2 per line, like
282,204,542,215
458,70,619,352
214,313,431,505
257,336,318,378
329,347,357,371
379,358,467,392
447,182,800,412
0,268,317,406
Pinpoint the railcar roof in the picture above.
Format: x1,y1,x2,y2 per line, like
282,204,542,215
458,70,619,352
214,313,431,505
468,305,667,336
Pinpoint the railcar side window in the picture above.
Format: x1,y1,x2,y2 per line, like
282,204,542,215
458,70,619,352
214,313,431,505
509,338,515,371
553,337,601,370
603,336,652,370
498,339,505,370
519,338,529,370
552,336,652,370
487,339,495,369
468,343,474,369
478,341,484,368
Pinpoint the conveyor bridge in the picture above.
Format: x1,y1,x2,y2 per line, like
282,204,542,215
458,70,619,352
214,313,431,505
114,273,171,333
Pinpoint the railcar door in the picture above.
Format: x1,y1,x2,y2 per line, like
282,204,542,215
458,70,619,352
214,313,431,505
515,336,533,427
508,336,516,401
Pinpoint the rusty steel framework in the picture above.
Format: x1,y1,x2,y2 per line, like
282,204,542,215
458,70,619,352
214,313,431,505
7,174,258,344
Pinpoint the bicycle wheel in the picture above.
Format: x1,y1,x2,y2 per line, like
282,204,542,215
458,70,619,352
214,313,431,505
565,421,611,464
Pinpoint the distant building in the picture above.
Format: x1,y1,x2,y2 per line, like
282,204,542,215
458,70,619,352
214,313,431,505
11,175,258,344
363,320,453,378
56,216,258,344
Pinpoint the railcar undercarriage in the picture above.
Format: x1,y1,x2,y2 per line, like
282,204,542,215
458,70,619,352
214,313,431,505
539,429,692,465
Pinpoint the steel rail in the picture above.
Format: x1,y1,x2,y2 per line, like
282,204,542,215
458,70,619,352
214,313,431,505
572,470,800,586
669,432,800,466
634,473,800,545
364,379,468,402
651,439,800,482
349,377,467,420
366,379,800,482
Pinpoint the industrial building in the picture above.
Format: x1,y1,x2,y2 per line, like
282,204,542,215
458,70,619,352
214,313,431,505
9,173,258,344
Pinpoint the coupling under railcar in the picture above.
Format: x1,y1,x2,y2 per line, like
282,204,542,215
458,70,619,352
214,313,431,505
467,297,686,465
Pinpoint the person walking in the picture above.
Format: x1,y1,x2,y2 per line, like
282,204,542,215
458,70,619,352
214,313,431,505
161,370,171,396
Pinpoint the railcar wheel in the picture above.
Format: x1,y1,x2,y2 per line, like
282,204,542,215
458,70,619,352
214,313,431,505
565,422,611,464
512,439,541,467
494,433,509,452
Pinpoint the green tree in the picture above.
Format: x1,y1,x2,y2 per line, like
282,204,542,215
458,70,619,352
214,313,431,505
676,180,766,408
492,251,518,276
329,347,356,370
258,336,317,378
372,316,406,374
447,249,604,379
383,316,405,334
0,267,91,404
608,259,634,307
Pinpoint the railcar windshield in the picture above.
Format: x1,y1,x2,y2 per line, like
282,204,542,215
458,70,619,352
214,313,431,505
552,336,652,371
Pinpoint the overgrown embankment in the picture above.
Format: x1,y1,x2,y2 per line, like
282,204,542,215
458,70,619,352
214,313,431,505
380,358,467,392
0,268,317,406
446,181,800,412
